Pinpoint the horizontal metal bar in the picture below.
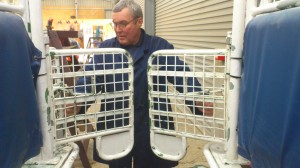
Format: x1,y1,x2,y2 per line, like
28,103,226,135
149,94,225,102
55,109,132,125
150,111,225,122
151,49,226,56
50,48,128,55
51,69,132,79
252,0,300,16
0,2,24,15
55,127,132,145
148,71,226,78
53,92,132,105
152,129,225,143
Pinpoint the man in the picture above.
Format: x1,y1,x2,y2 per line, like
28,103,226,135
74,0,213,167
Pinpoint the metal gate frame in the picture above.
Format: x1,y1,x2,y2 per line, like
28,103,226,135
48,48,135,161
147,49,227,161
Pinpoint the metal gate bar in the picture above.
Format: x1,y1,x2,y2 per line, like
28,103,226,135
48,48,134,147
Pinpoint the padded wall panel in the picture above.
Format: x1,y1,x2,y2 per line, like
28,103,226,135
238,7,300,168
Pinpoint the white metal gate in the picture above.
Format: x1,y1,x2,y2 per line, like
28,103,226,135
48,48,134,160
147,49,227,161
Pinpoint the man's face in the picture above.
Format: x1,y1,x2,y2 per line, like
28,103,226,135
112,8,142,46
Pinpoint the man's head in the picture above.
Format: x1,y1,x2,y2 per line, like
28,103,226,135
112,0,143,46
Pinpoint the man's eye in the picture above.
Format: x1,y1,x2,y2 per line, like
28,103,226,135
119,22,127,26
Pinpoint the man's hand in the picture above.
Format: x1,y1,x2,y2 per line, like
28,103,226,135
65,103,82,116
195,101,214,116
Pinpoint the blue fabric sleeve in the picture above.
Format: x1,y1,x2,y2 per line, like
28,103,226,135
75,59,95,94
75,40,115,94
156,55,202,93
166,56,202,93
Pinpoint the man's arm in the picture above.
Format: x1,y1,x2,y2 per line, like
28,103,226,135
66,54,106,116
65,102,82,116
164,56,214,116
195,101,213,117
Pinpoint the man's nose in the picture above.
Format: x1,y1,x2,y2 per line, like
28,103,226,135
114,25,122,33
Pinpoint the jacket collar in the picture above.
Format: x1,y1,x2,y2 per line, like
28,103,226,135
114,29,146,48
114,29,150,63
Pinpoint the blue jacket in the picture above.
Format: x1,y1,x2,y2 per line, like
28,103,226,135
76,29,201,125
76,29,201,165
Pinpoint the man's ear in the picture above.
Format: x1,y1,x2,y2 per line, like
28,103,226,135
137,17,143,26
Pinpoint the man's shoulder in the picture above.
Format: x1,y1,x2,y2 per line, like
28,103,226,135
145,33,168,43
99,37,117,47
144,33,174,50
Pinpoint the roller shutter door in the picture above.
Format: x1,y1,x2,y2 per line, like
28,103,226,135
155,0,233,49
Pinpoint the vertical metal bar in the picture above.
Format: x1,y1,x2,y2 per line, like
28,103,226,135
23,0,31,34
226,0,246,161
28,0,54,160
75,0,78,19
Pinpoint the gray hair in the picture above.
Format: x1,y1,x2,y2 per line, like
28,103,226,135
113,0,143,19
